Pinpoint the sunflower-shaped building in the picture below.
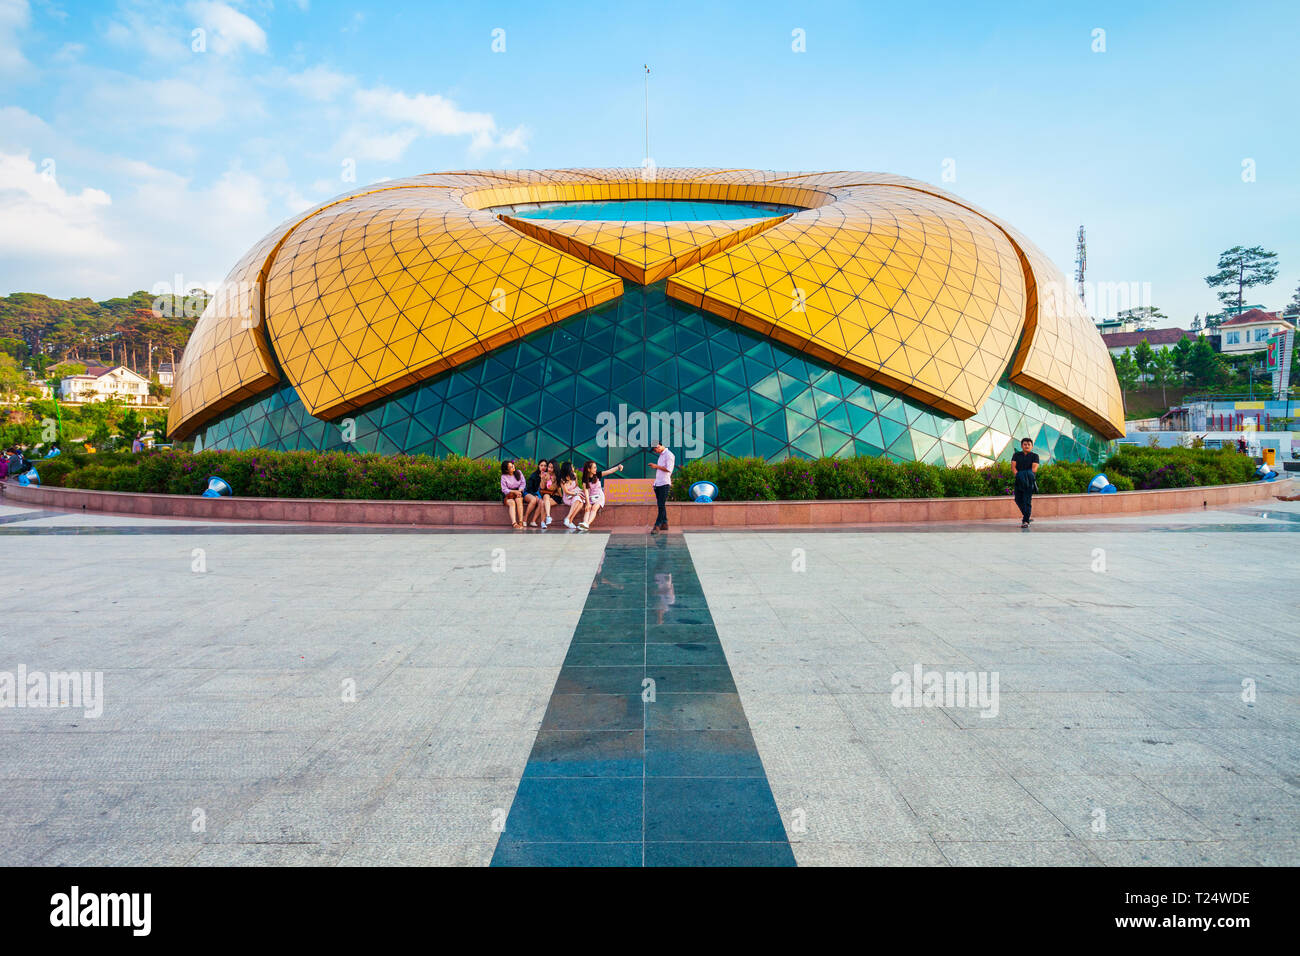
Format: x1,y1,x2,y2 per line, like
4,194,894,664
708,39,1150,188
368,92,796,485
167,168,1123,469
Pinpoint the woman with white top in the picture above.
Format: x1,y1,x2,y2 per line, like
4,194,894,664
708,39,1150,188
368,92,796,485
557,461,587,530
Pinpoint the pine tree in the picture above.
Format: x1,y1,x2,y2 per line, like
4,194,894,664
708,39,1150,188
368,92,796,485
1205,246,1279,312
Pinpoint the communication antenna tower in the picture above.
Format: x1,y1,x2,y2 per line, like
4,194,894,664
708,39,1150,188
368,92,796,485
1075,226,1087,307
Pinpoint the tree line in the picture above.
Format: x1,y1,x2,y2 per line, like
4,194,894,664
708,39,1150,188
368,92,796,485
1112,335,1299,408
0,290,206,378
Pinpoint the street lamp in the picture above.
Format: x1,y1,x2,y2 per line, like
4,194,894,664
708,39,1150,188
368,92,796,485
1248,363,1265,399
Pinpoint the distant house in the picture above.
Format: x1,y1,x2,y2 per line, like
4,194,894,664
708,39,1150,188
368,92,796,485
22,375,53,400
1095,317,1147,335
1217,309,1296,355
156,363,175,387
1100,327,1195,357
60,365,151,405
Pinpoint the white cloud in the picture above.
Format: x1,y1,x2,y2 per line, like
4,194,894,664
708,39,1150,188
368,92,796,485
355,88,494,140
84,74,231,132
103,3,188,60
494,125,530,151
281,185,314,215
346,87,531,157
0,151,117,261
334,124,419,163
285,65,351,102
0,0,30,75
0,9,533,296
33,0,66,21
52,41,82,62
0,104,49,144
0,149,288,297
188,0,267,56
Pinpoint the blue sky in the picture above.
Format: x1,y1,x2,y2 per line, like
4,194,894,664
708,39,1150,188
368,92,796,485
1,0,1296,324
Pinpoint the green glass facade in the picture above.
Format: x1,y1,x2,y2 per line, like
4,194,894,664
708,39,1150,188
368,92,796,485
195,282,1110,470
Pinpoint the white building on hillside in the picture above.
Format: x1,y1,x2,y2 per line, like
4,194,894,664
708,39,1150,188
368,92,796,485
1218,309,1296,355
60,365,151,405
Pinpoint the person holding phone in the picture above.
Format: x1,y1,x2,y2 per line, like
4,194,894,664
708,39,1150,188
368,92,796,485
522,458,549,528
557,461,587,530
578,460,623,530
649,440,674,533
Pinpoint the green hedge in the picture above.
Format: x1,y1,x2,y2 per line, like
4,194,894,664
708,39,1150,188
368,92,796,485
669,447,1254,500
18,446,1261,501
1100,445,1257,490
41,449,511,501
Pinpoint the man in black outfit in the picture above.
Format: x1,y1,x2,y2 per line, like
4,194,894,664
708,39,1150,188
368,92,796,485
1011,437,1039,528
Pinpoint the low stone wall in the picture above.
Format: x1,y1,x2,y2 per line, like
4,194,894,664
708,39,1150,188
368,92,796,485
2,477,1291,527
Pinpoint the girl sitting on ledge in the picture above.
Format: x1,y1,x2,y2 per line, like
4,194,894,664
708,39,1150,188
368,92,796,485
579,460,623,530
499,460,527,529
557,461,587,530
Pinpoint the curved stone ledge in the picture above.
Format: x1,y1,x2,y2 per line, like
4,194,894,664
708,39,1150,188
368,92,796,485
2,477,1291,528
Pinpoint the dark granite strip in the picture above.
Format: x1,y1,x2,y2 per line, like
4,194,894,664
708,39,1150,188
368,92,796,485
0,510,64,524
492,533,795,867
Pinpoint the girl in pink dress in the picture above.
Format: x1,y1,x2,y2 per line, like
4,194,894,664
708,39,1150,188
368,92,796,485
578,460,623,530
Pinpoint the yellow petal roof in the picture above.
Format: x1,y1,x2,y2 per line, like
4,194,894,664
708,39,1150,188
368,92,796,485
498,214,789,286
168,168,1124,440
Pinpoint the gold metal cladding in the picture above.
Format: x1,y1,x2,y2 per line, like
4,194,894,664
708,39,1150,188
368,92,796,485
499,214,792,286
169,168,1123,440
166,229,281,439
730,171,1125,436
667,184,1028,419
262,186,623,418
1005,239,1126,439
168,176,448,438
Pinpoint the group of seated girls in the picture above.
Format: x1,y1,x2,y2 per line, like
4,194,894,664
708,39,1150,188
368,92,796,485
499,458,623,530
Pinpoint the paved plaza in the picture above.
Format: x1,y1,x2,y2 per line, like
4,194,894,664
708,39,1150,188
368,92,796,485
0,500,1297,866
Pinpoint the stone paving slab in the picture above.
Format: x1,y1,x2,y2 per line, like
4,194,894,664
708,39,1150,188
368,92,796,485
0,525,605,865
1,501,1297,866
687,513,1300,866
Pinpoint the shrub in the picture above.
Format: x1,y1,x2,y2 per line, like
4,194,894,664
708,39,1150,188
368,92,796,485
938,465,992,498
1137,460,1198,489
770,457,817,500
64,464,113,490
715,456,777,501
25,458,75,486
811,457,872,499
899,460,944,499
1103,446,1255,490
983,461,1016,497
1036,461,1095,495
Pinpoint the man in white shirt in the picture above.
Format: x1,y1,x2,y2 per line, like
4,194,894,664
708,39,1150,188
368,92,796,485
649,440,675,533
